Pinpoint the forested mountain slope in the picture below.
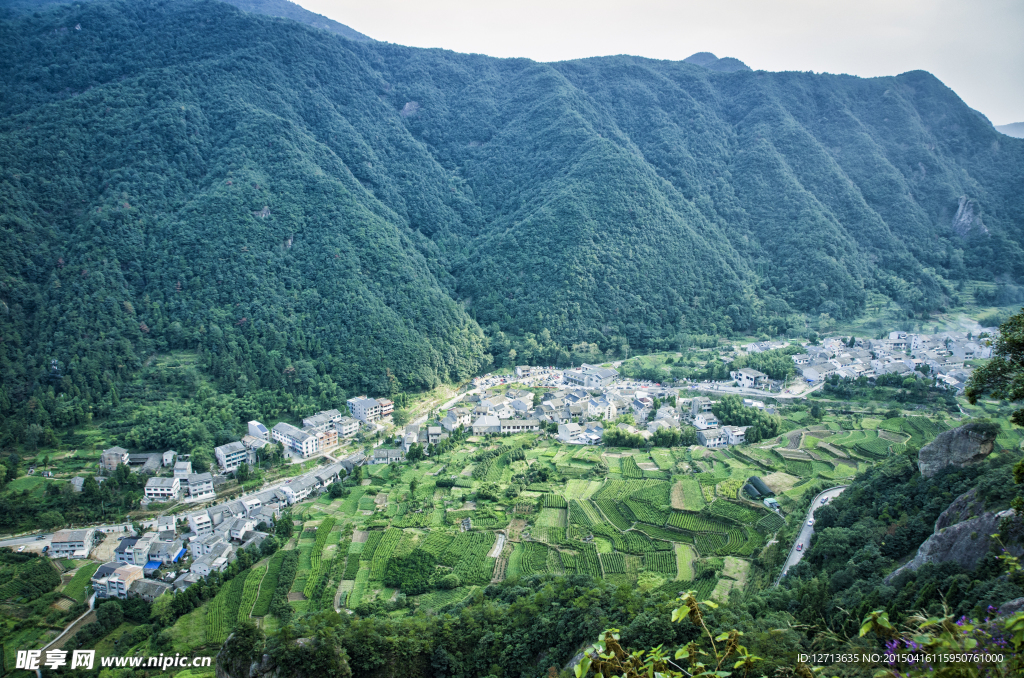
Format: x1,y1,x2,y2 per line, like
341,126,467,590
0,0,1022,419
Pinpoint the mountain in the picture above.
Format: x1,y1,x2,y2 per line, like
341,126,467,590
0,0,372,39
682,51,752,72
997,122,1024,139
0,0,1023,418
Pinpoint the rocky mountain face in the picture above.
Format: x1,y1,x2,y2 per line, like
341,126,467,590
917,422,1000,477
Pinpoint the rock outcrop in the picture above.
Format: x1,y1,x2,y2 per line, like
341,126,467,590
885,486,1021,584
917,423,999,478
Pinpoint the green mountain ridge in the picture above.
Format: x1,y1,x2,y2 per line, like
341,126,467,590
0,0,1022,410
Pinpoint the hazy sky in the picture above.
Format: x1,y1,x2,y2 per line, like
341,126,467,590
296,0,1024,125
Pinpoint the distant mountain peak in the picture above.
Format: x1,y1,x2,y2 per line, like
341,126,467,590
996,122,1024,139
684,52,751,72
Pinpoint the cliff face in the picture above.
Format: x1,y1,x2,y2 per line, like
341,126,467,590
917,423,999,478
886,487,1020,583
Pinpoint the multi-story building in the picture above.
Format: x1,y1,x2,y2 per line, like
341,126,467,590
247,420,270,440
347,396,381,423
378,399,394,419
173,461,193,482
187,473,215,501
188,512,213,537
144,476,180,501
730,368,767,389
49,529,95,559
697,428,727,448
91,562,144,599
563,364,619,389
214,441,250,472
441,408,472,431
334,416,360,438
100,446,130,473
272,422,317,458
302,409,343,431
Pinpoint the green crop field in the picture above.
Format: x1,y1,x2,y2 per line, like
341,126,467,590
98,412,946,652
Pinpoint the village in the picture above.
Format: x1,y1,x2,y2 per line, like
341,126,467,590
15,324,997,610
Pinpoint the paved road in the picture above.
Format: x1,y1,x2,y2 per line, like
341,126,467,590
777,485,849,582
0,534,51,548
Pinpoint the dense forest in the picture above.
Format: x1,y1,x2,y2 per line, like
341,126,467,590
1,0,1023,441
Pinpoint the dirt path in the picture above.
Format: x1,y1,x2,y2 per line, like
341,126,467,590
487,532,506,558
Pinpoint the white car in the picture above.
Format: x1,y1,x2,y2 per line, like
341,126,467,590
17,545,25,552
807,519,814,526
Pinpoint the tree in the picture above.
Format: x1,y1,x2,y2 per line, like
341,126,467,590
38,510,65,530
236,462,250,482
967,308,1024,427
392,408,411,427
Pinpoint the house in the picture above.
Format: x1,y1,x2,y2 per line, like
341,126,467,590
188,513,213,538
472,415,501,435
272,422,317,458
144,476,180,501
763,498,780,510
697,428,727,448
563,364,619,389
49,529,95,559
248,420,270,440
214,441,250,473
691,397,713,416
791,354,811,366
242,434,270,454
173,461,193,482
334,417,360,438
189,533,228,558
557,422,582,443
631,397,654,422
347,396,382,423
130,532,159,566
162,450,176,466
731,368,767,389
500,419,540,434
371,449,405,465
114,537,139,564
339,452,366,473
91,562,144,599
722,426,748,446
693,413,719,430
187,473,215,501
150,536,184,565
311,428,338,453
515,366,533,377
190,542,233,576
172,571,203,592
101,446,130,473
402,425,420,452
303,409,343,431
229,518,257,541
427,427,443,444
129,578,171,602
377,399,394,419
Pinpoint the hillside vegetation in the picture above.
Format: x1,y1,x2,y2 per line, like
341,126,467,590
1,0,1023,434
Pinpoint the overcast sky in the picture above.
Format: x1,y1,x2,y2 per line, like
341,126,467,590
296,0,1023,125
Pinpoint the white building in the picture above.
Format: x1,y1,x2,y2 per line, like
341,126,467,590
563,364,619,389
247,420,270,440
697,428,727,448
472,415,501,435
347,396,382,423
144,476,180,501
214,441,250,472
91,562,143,599
442,408,472,432
722,426,748,446
49,529,96,559
272,422,317,458
500,419,540,434
188,512,213,537
174,461,193,482
334,416,360,438
188,473,215,501
731,368,767,389
162,450,176,466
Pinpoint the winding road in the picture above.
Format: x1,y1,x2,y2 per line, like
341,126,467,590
776,484,849,584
